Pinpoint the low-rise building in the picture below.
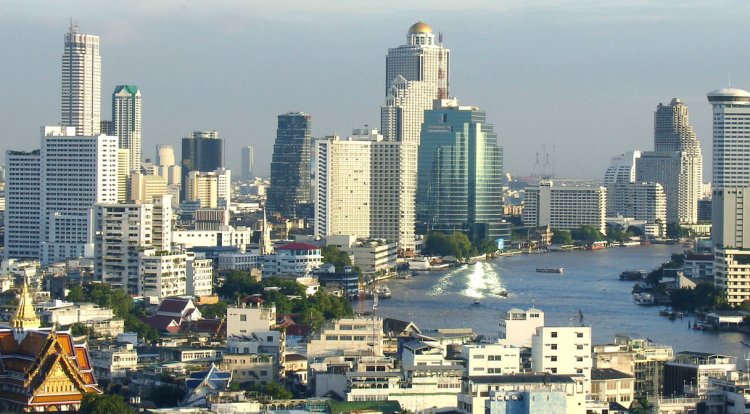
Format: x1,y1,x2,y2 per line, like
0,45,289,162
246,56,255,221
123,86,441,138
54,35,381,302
499,307,544,348
461,342,521,376
458,374,587,414
260,242,322,277
217,252,260,271
89,343,138,379
664,352,736,396
531,326,592,393
590,368,634,408
307,317,383,358
220,354,276,387
324,235,398,275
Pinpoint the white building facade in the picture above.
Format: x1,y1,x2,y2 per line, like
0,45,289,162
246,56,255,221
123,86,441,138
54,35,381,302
523,180,607,234
112,85,142,172
62,25,101,136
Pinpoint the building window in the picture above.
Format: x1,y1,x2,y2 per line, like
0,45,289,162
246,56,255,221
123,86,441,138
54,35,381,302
551,332,557,338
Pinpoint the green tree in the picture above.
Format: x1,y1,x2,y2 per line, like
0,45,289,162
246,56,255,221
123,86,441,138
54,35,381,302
149,385,185,408
570,226,605,243
321,245,353,272
449,232,472,261
551,230,572,245
263,381,293,399
200,301,228,319
626,225,643,237
79,393,132,414
606,224,628,243
65,285,85,302
71,323,94,337
422,232,453,256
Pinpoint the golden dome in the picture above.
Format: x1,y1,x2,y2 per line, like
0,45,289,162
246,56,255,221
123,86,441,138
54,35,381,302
408,21,433,34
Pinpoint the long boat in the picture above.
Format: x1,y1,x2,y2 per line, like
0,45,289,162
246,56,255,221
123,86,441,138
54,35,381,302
536,267,564,273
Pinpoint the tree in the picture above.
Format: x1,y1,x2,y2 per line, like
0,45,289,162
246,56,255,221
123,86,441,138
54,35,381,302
422,232,453,256
263,381,293,399
79,393,132,414
321,245,352,272
551,230,572,245
449,232,472,261
606,224,628,243
65,285,85,302
71,323,95,337
626,225,643,237
570,226,605,243
149,384,185,408
200,301,228,319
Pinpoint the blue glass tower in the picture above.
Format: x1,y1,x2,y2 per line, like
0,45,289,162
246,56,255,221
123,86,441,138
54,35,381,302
417,99,507,242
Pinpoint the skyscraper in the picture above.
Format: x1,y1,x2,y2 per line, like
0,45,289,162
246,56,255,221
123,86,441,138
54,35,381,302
417,99,506,241
62,24,101,136
181,130,224,198
242,146,254,179
708,88,750,306
654,98,703,223
5,150,42,259
268,113,312,218
385,21,449,100
113,85,142,171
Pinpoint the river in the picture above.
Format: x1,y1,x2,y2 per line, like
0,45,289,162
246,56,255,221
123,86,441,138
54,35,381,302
372,245,748,365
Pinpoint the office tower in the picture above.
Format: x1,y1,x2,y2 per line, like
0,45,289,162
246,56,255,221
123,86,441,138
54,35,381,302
185,168,231,208
242,146,254,179
40,126,119,263
130,172,168,203
654,98,703,223
62,25,101,136
268,113,312,218
112,85,142,170
181,130,224,200
5,150,42,259
157,144,175,166
708,88,750,306
636,152,681,223
314,134,373,239
417,99,506,241
523,180,607,235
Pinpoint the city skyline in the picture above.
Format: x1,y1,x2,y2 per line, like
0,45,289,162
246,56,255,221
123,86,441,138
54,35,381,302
2,2,745,180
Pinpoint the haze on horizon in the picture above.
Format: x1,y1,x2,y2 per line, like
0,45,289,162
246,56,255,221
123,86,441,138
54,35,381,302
1,0,748,181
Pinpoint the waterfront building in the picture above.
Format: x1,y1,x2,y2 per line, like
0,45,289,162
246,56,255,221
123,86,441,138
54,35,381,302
498,307,545,348
241,145,254,179
417,99,507,242
138,249,187,300
458,374,586,414
531,326,592,393
607,182,667,229
523,179,607,235
267,112,312,218
324,235,398,275
112,85,142,171
185,168,231,208
0,278,101,411
62,24,101,136
259,242,322,277
636,151,682,224
5,150,41,259
708,88,750,307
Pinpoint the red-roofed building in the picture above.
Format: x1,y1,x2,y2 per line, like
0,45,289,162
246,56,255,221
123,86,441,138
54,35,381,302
145,297,202,333
260,242,322,277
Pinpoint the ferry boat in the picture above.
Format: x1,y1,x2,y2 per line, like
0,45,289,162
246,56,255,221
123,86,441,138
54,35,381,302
536,267,564,273
633,292,656,305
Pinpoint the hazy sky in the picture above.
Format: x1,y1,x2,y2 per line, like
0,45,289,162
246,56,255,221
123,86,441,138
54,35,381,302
1,0,747,180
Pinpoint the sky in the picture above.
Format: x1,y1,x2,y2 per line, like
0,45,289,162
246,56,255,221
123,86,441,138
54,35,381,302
1,0,748,180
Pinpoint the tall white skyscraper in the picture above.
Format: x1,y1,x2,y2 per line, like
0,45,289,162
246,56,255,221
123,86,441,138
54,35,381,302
113,85,142,171
242,146,254,179
5,150,42,259
62,25,101,136
708,88,750,306
377,22,448,254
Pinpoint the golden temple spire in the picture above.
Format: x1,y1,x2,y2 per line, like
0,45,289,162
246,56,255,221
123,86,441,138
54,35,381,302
10,276,41,330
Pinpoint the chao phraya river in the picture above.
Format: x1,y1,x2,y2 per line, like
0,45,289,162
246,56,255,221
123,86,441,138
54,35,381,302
374,245,747,364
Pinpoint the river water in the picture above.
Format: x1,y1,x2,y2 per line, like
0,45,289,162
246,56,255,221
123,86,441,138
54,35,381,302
373,245,747,365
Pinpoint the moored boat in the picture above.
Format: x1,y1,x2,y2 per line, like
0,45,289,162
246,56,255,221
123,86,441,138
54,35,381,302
536,267,564,273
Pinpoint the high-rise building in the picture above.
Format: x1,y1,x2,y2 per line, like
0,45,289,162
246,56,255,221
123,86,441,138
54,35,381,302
116,148,131,203
242,146,254,179
523,180,607,235
314,134,373,239
62,25,101,136
654,98,703,224
30,126,119,264
268,113,312,218
157,144,175,166
185,168,231,209
385,21,449,101
112,85,142,171
608,182,667,227
417,99,506,241
708,88,750,306
636,151,681,223
139,249,187,299
5,150,41,259
604,151,642,186
181,131,224,199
